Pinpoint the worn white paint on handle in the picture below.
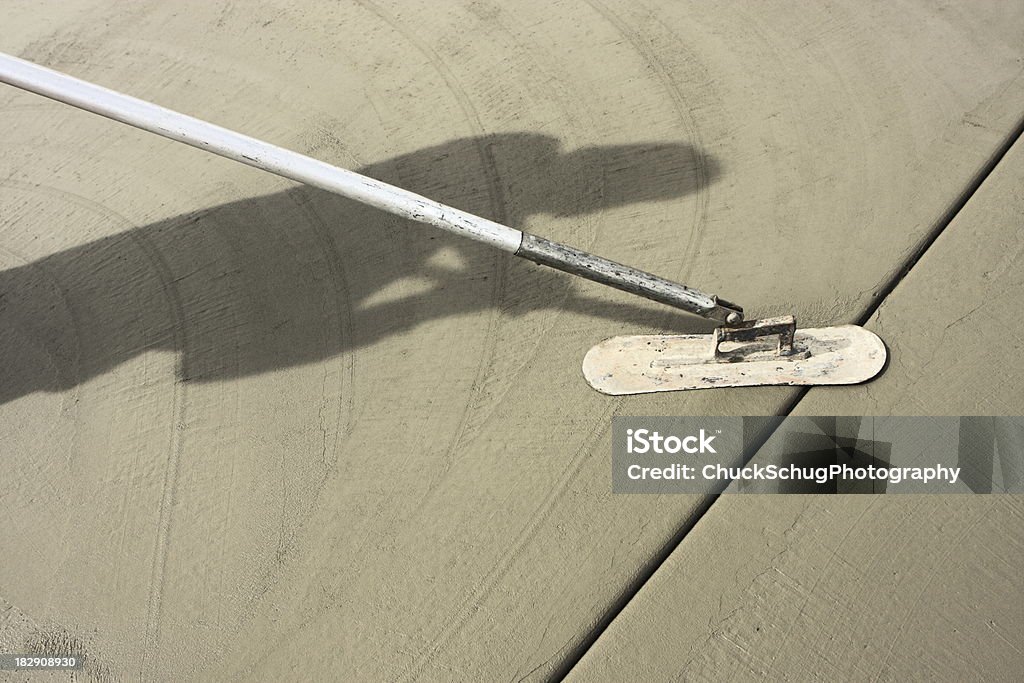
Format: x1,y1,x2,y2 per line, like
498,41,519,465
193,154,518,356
0,52,524,252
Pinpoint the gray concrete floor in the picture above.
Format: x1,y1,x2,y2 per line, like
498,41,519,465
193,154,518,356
1,1,1022,680
568,134,1024,683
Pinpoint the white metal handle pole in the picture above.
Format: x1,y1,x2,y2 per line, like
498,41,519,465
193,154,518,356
0,52,742,323
0,52,521,252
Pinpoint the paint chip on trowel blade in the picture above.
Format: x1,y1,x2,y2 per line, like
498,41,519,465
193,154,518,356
582,318,886,394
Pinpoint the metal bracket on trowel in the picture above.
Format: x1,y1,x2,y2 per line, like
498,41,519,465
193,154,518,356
583,315,886,395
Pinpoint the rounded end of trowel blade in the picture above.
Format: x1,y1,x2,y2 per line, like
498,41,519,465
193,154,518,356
830,325,888,384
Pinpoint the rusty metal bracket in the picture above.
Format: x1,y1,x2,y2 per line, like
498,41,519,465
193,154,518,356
713,315,803,361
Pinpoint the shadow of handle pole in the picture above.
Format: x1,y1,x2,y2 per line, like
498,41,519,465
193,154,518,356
0,51,743,324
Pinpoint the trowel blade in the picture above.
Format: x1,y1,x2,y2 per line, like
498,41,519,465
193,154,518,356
583,325,886,395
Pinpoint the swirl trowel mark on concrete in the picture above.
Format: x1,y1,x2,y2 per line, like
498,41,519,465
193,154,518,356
125,226,190,681
395,408,617,683
582,0,714,288
285,188,357,490
0,177,183,679
351,0,512,510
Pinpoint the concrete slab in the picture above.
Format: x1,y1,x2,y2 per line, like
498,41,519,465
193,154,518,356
1,1,1022,679
566,138,1024,680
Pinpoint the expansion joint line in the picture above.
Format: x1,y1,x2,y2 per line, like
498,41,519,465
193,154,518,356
555,111,1024,682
